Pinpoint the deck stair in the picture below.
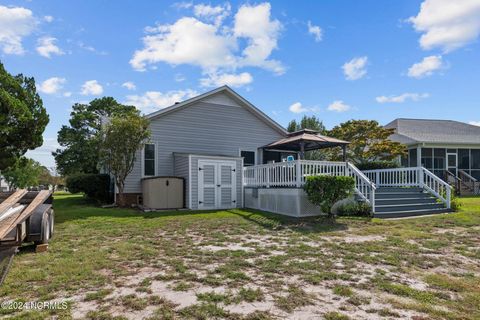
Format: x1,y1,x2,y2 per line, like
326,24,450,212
374,187,450,218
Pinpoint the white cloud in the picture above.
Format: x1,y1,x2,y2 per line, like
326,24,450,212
342,56,368,80
307,21,322,42
0,5,36,54
63,91,72,97
125,89,198,114
200,72,253,88
122,81,136,90
175,73,186,82
77,41,108,55
43,15,54,23
130,17,236,71
81,80,103,96
407,55,443,78
327,100,351,112
376,93,430,103
234,3,284,74
38,77,66,94
469,121,480,126
36,36,64,58
409,0,480,52
193,3,230,25
289,102,308,114
130,3,284,76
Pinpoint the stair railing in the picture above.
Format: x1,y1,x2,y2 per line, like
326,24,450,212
423,168,451,209
346,162,376,210
363,167,452,209
445,170,461,195
458,170,478,194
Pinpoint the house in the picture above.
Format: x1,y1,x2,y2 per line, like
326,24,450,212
120,87,452,218
0,176,9,192
386,118,480,194
122,86,292,209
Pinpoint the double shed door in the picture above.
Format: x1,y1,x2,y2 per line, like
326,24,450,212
198,160,237,209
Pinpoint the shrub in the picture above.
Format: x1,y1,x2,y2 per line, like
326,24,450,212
337,201,372,217
303,175,355,216
66,173,112,203
355,160,399,171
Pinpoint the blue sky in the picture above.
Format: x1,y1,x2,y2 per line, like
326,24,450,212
1,0,480,168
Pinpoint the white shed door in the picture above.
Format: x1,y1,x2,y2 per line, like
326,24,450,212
198,160,236,209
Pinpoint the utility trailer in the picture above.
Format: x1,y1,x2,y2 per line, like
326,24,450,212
0,190,54,285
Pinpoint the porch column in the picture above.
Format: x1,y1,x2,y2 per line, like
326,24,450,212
299,141,305,160
417,145,422,167
342,145,347,162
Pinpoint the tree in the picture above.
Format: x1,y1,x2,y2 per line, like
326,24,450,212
0,61,49,170
53,97,136,176
99,112,150,207
327,120,406,164
38,166,65,191
2,157,43,189
287,115,326,133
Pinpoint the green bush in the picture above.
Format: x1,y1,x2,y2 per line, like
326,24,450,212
303,175,355,216
448,187,462,212
337,201,372,217
66,173,112,203
355,161,399,171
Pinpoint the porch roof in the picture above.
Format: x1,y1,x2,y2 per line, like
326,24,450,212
262,129,350,152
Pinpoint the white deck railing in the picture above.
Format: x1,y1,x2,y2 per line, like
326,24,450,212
363,167,452,209
243,160,376,207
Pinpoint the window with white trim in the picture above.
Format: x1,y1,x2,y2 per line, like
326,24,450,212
144,144,155,176
241,150,255,166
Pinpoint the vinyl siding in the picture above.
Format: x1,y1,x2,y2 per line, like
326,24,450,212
173,154,189,208
124,91,284,194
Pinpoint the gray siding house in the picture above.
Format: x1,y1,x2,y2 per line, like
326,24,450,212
122,86,289,209
387,118,480,190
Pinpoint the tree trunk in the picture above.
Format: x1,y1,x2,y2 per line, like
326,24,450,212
116,182,125,207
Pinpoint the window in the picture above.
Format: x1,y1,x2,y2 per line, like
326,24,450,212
144,144,155,176
433,148,446,170
458,149,470,169
408,149,417,167
472,149,480,169
241,151,255,166
421,148,433,170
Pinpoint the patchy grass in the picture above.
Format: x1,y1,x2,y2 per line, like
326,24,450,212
0,193,479,319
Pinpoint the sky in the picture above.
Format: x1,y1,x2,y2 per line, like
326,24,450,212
1,0,480,169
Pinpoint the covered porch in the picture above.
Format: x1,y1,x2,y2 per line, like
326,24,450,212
243,129,376,217
262,129,349,161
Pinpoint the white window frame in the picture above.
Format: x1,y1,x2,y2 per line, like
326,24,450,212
142,143,157,177
239,148,257,166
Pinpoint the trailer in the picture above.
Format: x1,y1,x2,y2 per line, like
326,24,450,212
0,190,54,285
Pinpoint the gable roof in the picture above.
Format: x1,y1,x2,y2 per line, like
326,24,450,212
385,118,480,145
145,85,288,136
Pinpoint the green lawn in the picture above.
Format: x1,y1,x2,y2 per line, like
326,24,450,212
1,194,479,319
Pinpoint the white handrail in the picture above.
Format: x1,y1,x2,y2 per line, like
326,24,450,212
346,162,376,208
363,167,421,187
243,160,376,210
363,167,452,209
422,168,451,209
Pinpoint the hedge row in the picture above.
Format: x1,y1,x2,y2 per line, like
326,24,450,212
66,173,112,202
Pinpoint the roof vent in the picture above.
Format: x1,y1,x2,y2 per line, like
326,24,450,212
174,102,180,104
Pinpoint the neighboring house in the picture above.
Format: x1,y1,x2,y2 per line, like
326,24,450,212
122,86,292,209
0,176,9,192
386,118,480,193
